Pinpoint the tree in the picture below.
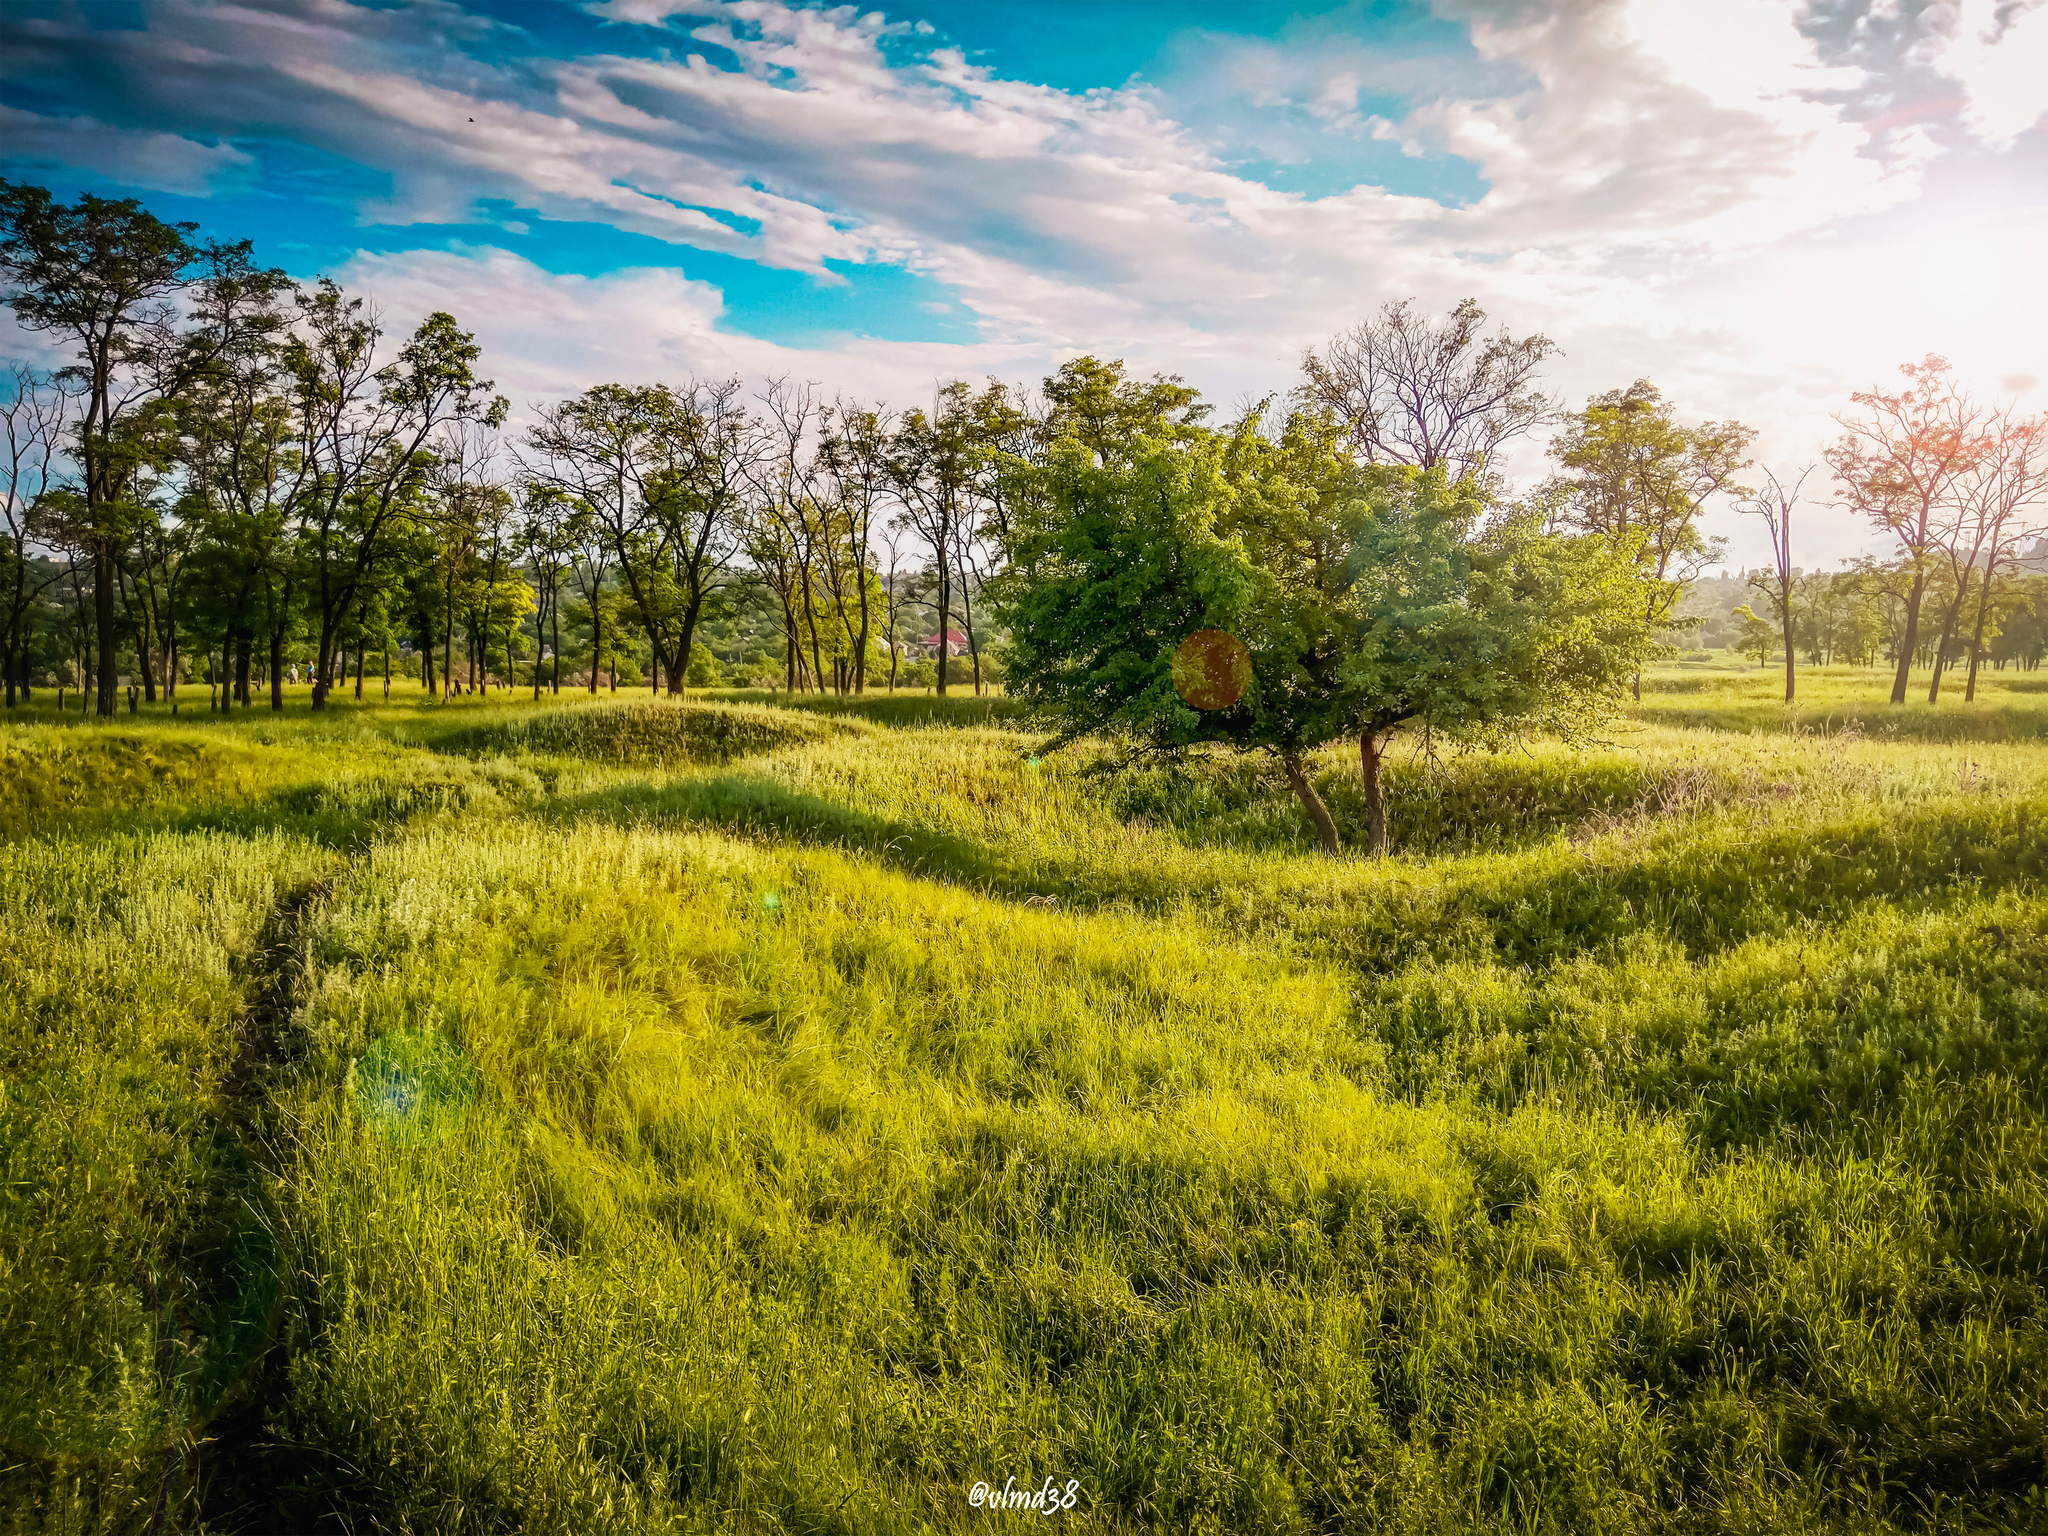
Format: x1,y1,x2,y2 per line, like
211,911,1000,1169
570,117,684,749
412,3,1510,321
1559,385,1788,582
995,382,1659,856
0,362,72,706
1959,409,2047,701
518,483,579,698
814,399,894,692
0,181,289,715
1297,298,1558,480
1828,356,1983,704
888,381,996,697
1739,466,1813,702
745,379,846,694
525,380,747,698
1545,379,1752,696
172,284,313,709
1731,604,1778,669
287,284,503,709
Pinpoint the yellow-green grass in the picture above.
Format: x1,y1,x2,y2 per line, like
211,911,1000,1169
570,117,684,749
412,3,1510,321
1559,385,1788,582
2,668,2046,1533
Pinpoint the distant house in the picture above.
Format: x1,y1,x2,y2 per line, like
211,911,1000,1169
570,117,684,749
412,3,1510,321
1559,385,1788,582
931,629,970,657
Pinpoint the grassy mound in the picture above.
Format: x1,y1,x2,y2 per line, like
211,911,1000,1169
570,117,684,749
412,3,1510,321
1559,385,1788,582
430,699,865,766
0,729,253,832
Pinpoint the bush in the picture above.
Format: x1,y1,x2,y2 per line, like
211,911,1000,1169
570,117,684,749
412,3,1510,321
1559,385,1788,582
685,642,723,688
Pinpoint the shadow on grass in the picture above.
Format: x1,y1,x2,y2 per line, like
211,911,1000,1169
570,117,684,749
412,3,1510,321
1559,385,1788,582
545,773,1092,903
695,689,1029,730
1319,792,2048,980
1637,701,2048,741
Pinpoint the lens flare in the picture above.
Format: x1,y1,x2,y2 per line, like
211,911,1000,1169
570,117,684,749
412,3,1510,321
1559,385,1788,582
352,1031,475,1148
1172,630,1252,711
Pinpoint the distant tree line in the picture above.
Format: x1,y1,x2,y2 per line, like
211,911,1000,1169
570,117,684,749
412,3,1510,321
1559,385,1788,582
2,180,2044,843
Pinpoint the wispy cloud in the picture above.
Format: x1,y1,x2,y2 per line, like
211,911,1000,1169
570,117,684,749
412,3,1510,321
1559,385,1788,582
0,101,250,196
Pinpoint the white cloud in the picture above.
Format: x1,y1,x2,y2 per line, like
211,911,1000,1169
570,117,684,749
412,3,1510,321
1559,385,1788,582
2,0,2042,566
0,102,250,196
1921,0,2048,147
1414,0,1927,255
328,243,1050,417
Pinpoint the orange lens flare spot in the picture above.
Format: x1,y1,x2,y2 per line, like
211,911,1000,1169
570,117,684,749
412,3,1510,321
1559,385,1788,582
1172,629,1251,711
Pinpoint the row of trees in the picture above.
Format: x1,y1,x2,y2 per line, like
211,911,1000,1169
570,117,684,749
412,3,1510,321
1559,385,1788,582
0,182,1023,713
3,181,2044,849
1695,564,2048,675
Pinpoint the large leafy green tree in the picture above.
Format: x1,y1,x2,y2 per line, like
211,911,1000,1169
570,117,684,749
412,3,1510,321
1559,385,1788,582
997,369,1659,855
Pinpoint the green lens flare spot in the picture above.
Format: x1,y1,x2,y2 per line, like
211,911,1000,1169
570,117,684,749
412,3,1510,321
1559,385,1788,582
759,890,783,913
352,1031,476,1148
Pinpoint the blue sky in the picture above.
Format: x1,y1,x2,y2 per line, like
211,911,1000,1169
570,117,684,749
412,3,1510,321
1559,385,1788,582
2,0,2045,562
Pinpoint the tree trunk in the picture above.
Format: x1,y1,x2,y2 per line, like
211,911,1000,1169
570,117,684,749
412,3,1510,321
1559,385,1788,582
1780,595,1796,704
1360,730,1390,857
533,583,546,701
1927,580,1966,704
960,552,984,696
935,557,952,697
1965,563,1997,703
442,564,455,700
270,626,284,711
235,631,252,707
676,594,704,700
95,547,117,718
803,583,827,698
5,551,21,708
1282,752,1342,858
1890,568,1926,703
854,567,870,694
136,622,156,703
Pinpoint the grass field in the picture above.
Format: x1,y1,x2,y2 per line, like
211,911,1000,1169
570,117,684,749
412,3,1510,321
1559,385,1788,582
2,664,2046,1533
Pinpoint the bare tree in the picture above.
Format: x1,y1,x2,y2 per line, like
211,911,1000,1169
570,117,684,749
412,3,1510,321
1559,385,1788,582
1828,356,1983,705
0,361,72,705
1962,409,2048,701
1297,297,1558,479
1739,466,1816,704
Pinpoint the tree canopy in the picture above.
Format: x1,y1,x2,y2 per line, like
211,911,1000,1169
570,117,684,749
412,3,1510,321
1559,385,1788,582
995,365,1661,854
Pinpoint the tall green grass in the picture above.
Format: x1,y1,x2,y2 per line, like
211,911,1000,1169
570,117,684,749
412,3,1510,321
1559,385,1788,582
2,665,2045,1533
